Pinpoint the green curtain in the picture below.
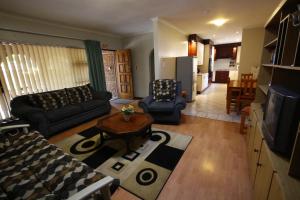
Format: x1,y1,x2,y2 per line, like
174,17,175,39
84,40,107,91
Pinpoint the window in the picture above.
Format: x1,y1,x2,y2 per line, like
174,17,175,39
0,42,89,119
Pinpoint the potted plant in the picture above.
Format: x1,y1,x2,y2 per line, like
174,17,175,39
121,104,135,121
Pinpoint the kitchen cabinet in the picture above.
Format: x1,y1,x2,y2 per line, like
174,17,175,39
214,71,229,83
197,73,208,92
197,43,204,65
214,43,240,60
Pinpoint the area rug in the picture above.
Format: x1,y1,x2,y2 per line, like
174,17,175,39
55,127,192,200
111,98,135,105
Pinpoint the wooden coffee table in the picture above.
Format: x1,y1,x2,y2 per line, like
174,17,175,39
97,112,154,152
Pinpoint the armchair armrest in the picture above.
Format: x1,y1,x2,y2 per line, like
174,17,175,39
0,124,30,134
138,96,154,112
92,91,112,101
11,104,45,120
140,95,154,105
67,176,114,200
174,96,186,110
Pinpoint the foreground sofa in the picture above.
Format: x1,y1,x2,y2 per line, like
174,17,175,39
139,80,186,124
10,84,112,138
0,125,118,200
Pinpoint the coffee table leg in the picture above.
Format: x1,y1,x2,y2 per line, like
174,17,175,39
99,130,105,146
124,137,132,153
149,125,152,137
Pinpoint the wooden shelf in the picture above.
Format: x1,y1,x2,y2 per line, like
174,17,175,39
262,64,300,71
258,85,269,95
264,38,278,49
264,0,287,29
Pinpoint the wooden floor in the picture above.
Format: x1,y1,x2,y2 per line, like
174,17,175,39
49,103,252,200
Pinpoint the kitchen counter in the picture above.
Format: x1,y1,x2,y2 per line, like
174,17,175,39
197,73,209,93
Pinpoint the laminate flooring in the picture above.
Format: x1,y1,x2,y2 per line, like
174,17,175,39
49,103,251,200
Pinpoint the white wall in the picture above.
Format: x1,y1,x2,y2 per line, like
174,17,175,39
0,12,122,49
153,18,188,79
239,27,265,79
122,33,154,98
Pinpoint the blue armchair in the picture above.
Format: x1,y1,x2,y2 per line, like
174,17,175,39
138,80,186,124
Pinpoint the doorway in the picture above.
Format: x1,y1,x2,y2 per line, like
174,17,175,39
102,50,118,99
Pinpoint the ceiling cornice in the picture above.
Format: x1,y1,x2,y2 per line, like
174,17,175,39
152,17,187,35
0,11,122,39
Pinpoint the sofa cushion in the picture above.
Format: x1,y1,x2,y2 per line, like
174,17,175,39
0,168,50,200
45,105,82,122
65,87,82,104
80,99,107,112
0,187,8,199
152,79,177,102
0,134,9,154
28,93,59,111
51,89,70,107
0,131,107,200
148,101,175,112
77,84,93,102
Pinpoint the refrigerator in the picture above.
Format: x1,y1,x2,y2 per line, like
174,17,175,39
176,56,197,102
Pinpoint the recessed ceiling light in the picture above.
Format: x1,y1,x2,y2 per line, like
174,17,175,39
236,31,240,34
208,18,229,27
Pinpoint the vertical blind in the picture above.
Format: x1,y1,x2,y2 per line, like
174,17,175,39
0,42,89,119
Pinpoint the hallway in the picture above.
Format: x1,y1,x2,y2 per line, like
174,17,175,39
183,83,240,123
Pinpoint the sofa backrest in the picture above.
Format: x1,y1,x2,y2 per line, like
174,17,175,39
10,85,97,109
149,80,182,96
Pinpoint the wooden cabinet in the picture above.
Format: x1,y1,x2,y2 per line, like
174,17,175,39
268,173,285,200
215,71,229,83
247,108,257,155
254,142,274,200
249,124,264,185
214,43,240,60
246,103,300,200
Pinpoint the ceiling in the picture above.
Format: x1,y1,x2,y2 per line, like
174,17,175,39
0,0,281,44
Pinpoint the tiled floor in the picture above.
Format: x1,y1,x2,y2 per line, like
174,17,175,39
183,83,240,123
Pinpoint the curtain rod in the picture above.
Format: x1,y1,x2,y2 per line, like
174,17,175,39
0,28,83,41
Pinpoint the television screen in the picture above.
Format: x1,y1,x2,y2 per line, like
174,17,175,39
263,85,300,156
264,89,284,141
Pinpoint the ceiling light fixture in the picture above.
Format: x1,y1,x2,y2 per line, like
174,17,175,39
209,18,229,27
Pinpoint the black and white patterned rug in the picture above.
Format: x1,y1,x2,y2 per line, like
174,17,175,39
55,127,192,200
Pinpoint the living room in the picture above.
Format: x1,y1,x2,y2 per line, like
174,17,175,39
1,0,300,200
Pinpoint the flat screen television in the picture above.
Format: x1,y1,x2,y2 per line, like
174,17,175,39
262,85,300,157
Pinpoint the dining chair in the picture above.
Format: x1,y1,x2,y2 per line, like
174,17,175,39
226,78,240,114
241,73,254,81
237,79,256,113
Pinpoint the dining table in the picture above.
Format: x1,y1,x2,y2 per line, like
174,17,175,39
226,80,257,114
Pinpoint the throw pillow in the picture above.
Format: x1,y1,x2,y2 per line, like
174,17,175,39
77,84,93,102
28,94,40,107
34,92,59,111
0,133,10,154
51,89,70,107
65,87,82,104
152,79,177,102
